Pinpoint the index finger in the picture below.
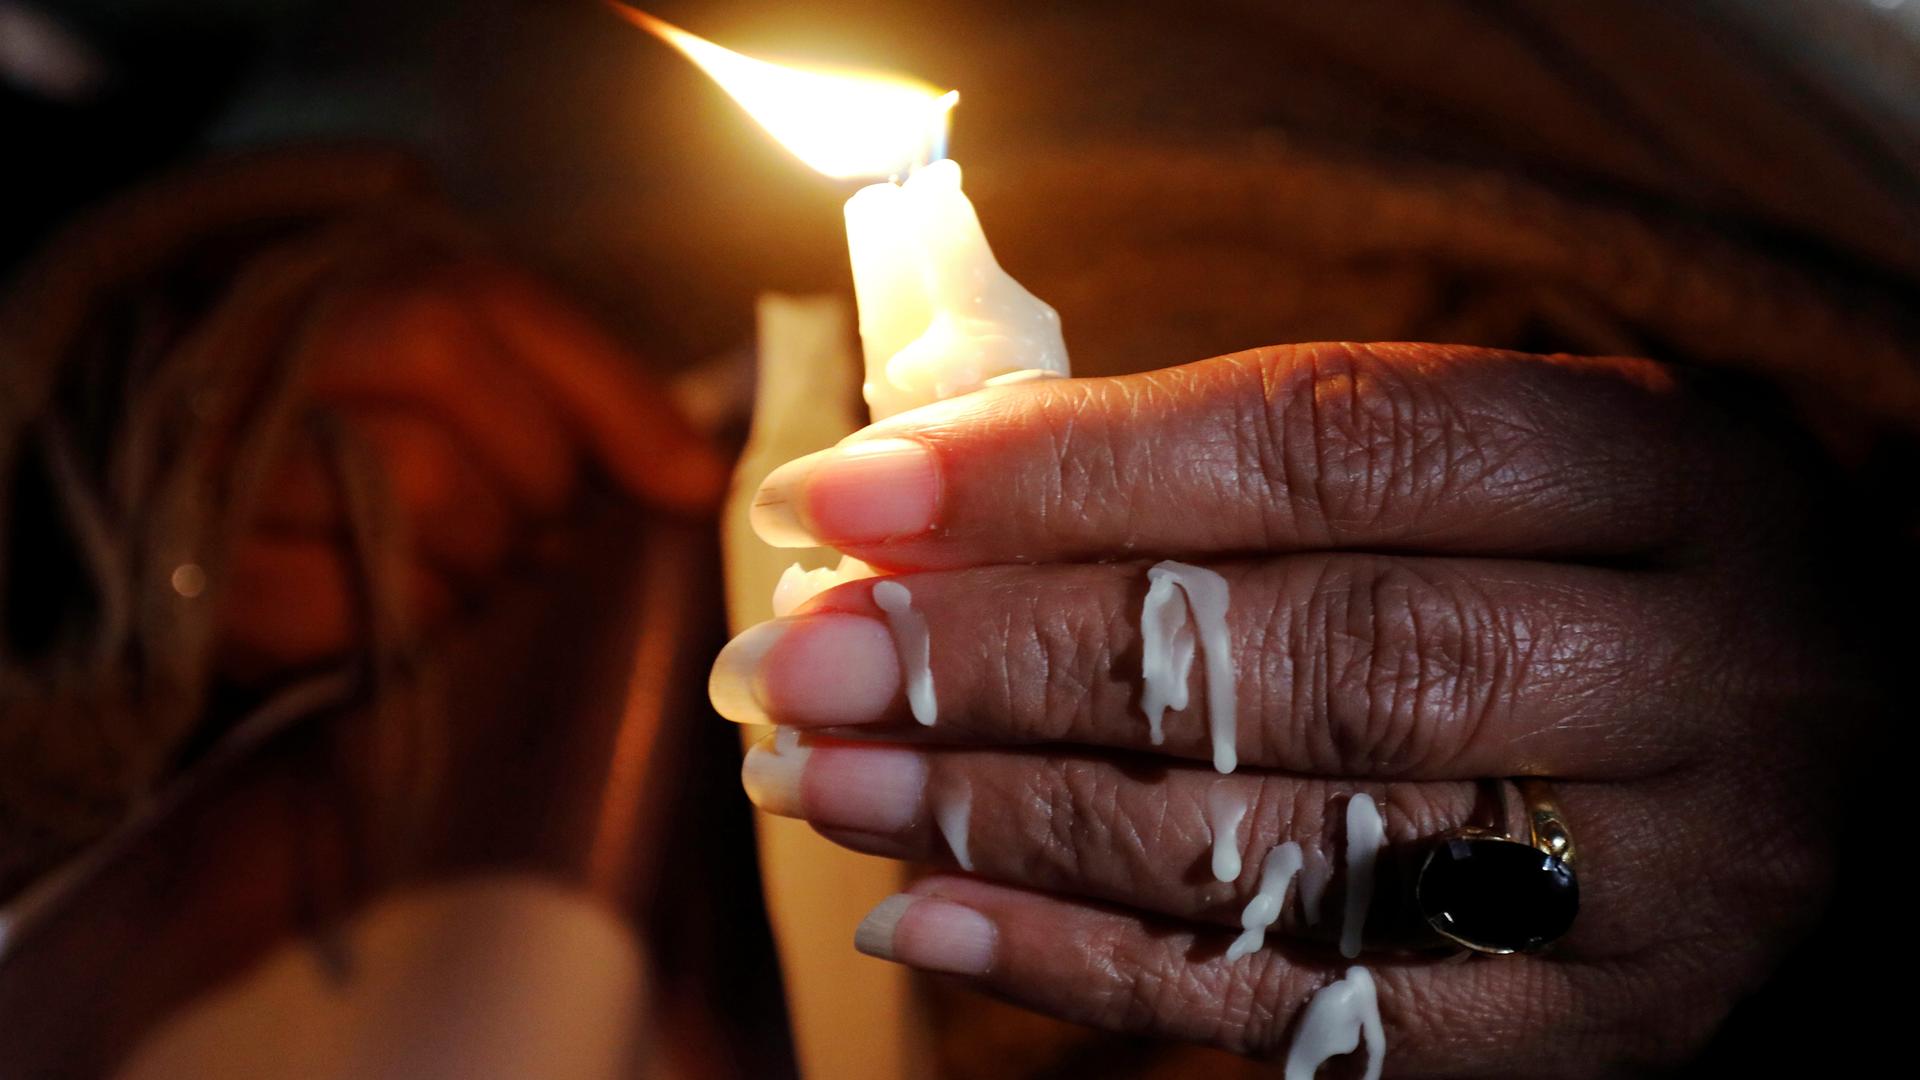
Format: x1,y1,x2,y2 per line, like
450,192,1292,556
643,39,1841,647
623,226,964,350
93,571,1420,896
749,342,1744,570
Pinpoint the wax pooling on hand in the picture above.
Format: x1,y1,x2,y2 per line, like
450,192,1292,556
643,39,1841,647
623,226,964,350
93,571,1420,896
1226,841,1302,961
1205,784,1248,883
935,781,973,871
1139,561,1236,772
1340,794,1385,959
871,579,936,725
1284,967,1385,1080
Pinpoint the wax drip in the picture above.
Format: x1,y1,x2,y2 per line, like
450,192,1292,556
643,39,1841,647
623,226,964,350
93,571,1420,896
1139,573,1195,745
872,579,936,725
1299,856,1330,927
772,555,876,617
1284,967,1385,1080
1226,841,1302,961
1205,784,1248,883
1139,561,1236,772
935,782,973,871
1340,794,1384,959
743,728,811,818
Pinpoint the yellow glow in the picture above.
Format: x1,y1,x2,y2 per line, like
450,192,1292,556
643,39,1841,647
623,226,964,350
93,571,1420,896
613,6,957,180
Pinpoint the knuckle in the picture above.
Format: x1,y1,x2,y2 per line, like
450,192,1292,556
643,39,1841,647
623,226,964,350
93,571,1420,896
1107,942,1194,1036
1249,344,1543,535
1103,941,1288,1054
1213,951,1299,1056
1043,386,1129,538
998,574,1117,742
1073,916,1225,1041
1298,558,1510,773
1016,757,1139,889
1015,758,1083,882
977,581,1049,737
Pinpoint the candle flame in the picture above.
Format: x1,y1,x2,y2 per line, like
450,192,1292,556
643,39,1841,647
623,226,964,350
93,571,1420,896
611,5,957,180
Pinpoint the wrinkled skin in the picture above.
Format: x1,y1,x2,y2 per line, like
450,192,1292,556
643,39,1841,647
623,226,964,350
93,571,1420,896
713,343,1888,1075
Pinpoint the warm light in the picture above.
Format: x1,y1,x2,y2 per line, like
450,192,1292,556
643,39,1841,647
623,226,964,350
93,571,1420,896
612,5,957,180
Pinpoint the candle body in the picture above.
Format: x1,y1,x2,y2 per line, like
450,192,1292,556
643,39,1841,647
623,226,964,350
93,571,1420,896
771,159,1075,615
844,159,1069,419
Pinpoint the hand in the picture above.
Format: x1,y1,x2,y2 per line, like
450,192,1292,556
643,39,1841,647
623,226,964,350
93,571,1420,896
222,260,726,678
709,343,1881,1074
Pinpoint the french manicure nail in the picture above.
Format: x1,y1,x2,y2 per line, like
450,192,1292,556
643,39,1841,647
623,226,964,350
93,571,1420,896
709,620,786,724
855,894,996,976
740,729,811,817
711,614,902,727
750,438,938,549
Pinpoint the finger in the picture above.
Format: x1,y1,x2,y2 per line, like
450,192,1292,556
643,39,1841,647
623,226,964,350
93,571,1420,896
302,278,580,515
257,411,517,581
217,536,452,680
855,873,1588,1074
749,342,1751,569
747,735,1660,960
710,556,1705,780
456,264,729,514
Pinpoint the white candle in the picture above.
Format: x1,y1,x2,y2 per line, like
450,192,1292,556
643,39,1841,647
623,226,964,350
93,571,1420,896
628,12,1066,1078
641,9,1070,618
625,6,1069,420
846,159,1069,419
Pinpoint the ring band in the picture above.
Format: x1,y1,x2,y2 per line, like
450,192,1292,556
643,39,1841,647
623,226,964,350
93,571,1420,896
1515,776,1576,867
1413,778,1580,955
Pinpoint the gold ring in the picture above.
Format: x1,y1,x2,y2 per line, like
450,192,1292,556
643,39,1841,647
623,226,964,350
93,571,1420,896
1515,776,1576,867
1413,778,1581,955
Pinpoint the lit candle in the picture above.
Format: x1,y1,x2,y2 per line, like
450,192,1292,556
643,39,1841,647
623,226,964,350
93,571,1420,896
616,10,1076,1075
847,159,1069,418
618,6,1070,419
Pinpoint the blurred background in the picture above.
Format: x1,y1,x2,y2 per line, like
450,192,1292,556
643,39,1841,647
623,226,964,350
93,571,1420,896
11,0,1919,382
2,2,1917,1077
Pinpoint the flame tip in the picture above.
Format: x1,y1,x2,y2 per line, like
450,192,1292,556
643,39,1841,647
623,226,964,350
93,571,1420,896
603,2,664,33
611,5,956,181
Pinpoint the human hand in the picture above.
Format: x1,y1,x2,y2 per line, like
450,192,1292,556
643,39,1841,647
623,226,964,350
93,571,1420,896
709,343,1879,1074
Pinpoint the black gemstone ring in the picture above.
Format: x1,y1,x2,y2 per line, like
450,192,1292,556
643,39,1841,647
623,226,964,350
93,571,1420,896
1413,778,1579,955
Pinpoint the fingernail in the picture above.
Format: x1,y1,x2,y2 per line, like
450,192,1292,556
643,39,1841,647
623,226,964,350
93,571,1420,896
803,745,926,832
711,614,901,727
708,620,786,725
855,894,996,976
751,438,938,548
740,729,811,817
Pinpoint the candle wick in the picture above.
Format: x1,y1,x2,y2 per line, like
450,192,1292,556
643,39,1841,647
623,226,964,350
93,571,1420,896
898,88,960,182
895,138,934,184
